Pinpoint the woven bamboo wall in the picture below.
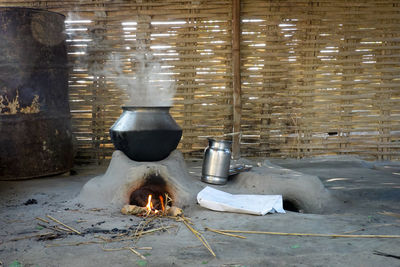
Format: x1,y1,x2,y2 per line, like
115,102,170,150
240,0,400,160
0,0,399,162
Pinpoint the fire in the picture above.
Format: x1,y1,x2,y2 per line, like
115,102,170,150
145,194,153,211
159,195,165,212
145,194,165,214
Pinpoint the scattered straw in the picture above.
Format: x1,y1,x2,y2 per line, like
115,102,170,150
128,247,146,260
46,240,105,247
212,229,400,239
205,228,246,239
47,225,176,248
134,216,158,240
9,232,55,242
90,208,105,212
102,247,126,252
177,217,216,257
55,226,73,233
36,217,49,224
46,215,82,235
379,211,400,219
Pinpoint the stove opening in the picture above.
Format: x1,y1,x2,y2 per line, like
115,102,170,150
283,198,301,213
129,173,173,210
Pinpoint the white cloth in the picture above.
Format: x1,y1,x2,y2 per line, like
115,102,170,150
197,186,285,216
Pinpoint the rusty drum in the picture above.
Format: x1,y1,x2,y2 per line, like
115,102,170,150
0,7,73,179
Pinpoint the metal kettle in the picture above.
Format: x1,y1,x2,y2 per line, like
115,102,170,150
201,138,232,185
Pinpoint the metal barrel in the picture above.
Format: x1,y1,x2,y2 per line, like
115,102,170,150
0,7,73,179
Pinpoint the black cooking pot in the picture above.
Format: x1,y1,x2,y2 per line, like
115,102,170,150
109,106,182,161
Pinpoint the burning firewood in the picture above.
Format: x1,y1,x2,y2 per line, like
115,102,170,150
122,192,182,217
121,205,148,216
120,204,183,217
166,206,183,217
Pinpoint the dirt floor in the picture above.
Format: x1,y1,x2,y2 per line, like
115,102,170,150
1,155,400,267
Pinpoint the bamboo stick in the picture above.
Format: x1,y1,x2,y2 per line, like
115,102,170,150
182,219,216,257
8,232,55,242
36,217,50,224
128,247,146,260
212,229,400,238
46,215,82,235
231,0,241,160
205,228,246,239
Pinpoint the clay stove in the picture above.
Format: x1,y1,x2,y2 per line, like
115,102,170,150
77,149,335,214
76,149,203,211
77,105,194,212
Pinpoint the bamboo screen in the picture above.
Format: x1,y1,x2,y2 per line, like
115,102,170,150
240,0,400,160
0,0,399,162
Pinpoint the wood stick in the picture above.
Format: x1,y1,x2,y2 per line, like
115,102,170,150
214,229,400,238
231,0,241,160
128,247,146,260
378,211,400,219
182,219,216,257
55,226,74,233
46,240,105,248
97,225,177,243
37,223,65,234
205,228,246,239
46,215,82,235
9,232,55,242
36,217,49,224
102,247,126,252
137,247,152,250
47,226,175,248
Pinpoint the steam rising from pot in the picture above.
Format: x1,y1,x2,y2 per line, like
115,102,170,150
65,13,176,107
106,52,176,107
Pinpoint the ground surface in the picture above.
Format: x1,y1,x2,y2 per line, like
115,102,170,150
1,156,400,267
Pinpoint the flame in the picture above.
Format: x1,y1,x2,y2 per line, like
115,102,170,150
145,194,165,214
159,195,165,212
145,195,153,212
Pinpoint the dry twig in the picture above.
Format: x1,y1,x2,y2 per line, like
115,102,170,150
36,217,49,224
9,232,56,242
46,225,176,248
205,228,246,239
212,229,400,238
46,240,105,247
37,223,65,234
379,211,400,219
46,215,82,235
128,247,146,260
176,217,216,257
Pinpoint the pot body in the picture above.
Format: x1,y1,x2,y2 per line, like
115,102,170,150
109,106,182,161
201,138,232,185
